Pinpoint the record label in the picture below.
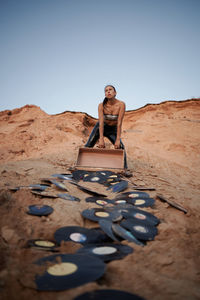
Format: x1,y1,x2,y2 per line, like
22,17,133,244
134,213,146,220
95,211,110,218
96,200,108,206
133,225,148,233
47,262,77,276
134,199,146,205
91,177,100,182
35,241,55,247
92,246,117,255
116,200,127,204
69,233,87,243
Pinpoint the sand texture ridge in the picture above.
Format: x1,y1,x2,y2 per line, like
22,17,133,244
0,99,200,300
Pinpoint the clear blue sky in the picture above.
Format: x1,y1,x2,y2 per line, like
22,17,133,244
0,0,199,118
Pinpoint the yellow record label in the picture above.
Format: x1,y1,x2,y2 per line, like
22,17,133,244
96,200,107,205
35,240,55,247
95,211,109,217
47,262,77,276
134,199,145,205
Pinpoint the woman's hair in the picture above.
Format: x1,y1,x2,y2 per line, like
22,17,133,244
103,85,116,107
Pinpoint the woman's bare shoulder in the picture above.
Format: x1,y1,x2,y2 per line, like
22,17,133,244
98,102,103,109
116,99,125,107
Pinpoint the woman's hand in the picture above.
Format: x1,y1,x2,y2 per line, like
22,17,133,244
99,137,105,148
114,139,121,149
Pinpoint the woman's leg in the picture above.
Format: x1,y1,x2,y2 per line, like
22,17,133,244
104,125,128,169
84,122,100,147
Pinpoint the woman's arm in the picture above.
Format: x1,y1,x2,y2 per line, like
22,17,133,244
98,103,105,148
115,101,125,149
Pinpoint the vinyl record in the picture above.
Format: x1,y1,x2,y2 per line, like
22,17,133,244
120,219,158,241
98,219,120,242
111,224,144,246
51,180,68,191
85,197,114,206
54,226,110,245
29,184,50,191
76,243,133,262
51,173,73,180
27,239,58,251
27,205,54,216
35,253,106,291
57,193,80,202
82,208,122,222
130,197,155,208
72,170,90,181
107,180,128,193
121,208,160,226
74,289,145,300
115,191,150,199
31,190,58,198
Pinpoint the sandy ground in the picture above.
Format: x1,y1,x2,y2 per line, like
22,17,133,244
0,99,200,300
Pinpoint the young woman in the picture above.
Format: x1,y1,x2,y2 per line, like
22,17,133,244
85,85,128,169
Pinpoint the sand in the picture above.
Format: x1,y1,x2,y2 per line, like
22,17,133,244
0,99,200,300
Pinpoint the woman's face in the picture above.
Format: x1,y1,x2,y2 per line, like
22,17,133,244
105,86,116,99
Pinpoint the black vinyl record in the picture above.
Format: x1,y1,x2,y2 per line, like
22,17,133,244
31,190,58,198
57,193,80,202
35,253,106,291
29,184,50,191
98,219,121,242
120,219,158,241
111,224,145,246
27,205,53,216
51,180,68,191
121,208,160,226
107,180,128,193
72,170,90,181
54,226,110,245
51,173,73,180
82,208,122,222
85,197,114,206
115,191,150,199
27,239,58,251
74,289,145,300
76,243,133,262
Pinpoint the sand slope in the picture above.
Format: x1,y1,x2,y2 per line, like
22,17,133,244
0,99,200,300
